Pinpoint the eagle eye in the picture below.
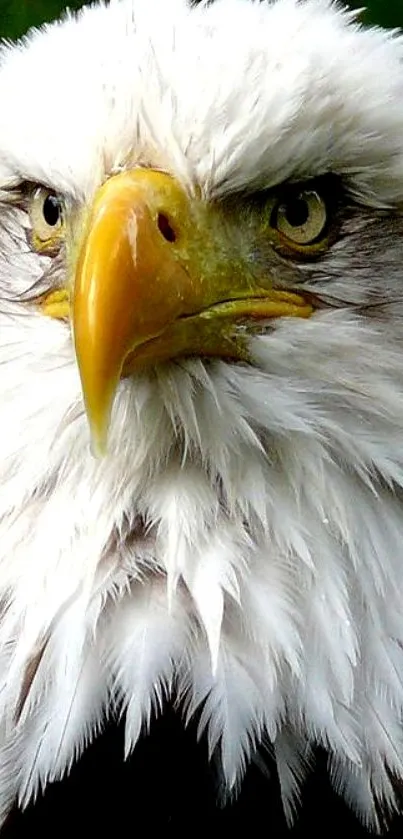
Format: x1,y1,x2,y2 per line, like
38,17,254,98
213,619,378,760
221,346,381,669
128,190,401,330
42,193,62,228
271,188,328,247
29,187,65,252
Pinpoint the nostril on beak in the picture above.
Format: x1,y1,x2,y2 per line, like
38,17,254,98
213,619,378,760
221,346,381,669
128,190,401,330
157,212,177,243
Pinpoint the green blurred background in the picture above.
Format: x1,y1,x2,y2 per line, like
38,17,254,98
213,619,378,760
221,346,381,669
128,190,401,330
0,0,403,40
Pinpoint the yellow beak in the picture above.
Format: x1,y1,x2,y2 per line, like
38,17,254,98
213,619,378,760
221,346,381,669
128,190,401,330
73,170,196,453
72,169,312,454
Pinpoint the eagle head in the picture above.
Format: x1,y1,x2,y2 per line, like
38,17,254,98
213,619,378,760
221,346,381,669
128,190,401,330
0,0,402,830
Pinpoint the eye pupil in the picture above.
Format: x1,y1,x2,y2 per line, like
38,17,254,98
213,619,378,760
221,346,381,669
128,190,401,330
283,197,309,228
43,194,61,227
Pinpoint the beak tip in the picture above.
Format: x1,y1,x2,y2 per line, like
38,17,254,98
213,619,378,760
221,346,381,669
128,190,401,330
77,371,116,459
85,411,110,459
90,435,108,460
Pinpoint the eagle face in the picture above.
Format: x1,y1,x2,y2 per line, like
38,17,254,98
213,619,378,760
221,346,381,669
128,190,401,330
0,0,403,828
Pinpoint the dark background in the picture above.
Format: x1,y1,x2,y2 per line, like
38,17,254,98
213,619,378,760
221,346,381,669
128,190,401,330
1,0,403,836
0,0,403,37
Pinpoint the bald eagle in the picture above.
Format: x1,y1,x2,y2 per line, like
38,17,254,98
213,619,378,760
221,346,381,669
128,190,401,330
0,0,403,830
